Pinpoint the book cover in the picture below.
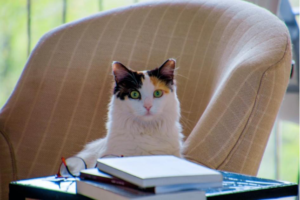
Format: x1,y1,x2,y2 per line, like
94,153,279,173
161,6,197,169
80,168,155,192
96,155,223,188
76,179,206,200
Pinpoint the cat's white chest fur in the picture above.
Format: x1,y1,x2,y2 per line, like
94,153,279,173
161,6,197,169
103,123,182,157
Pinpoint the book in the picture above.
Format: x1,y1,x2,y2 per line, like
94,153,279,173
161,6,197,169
76,179,206,200
80,168,220,194
96,155,223,188
80,168,147,191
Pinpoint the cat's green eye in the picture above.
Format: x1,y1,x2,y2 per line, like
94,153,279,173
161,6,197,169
153,90,163,98
130,91,140,99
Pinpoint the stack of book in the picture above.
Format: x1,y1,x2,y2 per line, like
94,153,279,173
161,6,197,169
76,155,223,200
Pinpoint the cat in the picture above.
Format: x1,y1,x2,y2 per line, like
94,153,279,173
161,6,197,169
65,59,183,174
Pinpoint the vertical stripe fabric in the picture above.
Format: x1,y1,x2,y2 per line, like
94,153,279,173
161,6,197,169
0,0,291,199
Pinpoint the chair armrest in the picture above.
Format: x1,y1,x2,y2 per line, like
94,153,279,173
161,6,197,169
183,38,292,176
0,129,17,200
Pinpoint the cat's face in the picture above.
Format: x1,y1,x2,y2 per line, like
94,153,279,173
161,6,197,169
112,59,177,122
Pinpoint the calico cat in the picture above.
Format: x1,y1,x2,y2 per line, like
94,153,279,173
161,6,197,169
66,59,183,173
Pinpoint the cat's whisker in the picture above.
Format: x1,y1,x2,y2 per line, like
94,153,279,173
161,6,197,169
181,121,193,130
175,73,188,80
180,116,194,123
172,55,181,61
181,115,195,124
180,116,194,130
181,109,192,114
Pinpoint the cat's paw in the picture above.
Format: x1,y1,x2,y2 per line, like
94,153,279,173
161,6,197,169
60,157,86,177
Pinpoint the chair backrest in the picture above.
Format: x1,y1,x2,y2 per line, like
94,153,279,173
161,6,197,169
0,0,291,199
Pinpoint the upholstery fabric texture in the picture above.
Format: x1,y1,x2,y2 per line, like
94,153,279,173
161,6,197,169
0,0,291,199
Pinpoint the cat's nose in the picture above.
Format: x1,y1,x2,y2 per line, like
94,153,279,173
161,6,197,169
144,105,152,111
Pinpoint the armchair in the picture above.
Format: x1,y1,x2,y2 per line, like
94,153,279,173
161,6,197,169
0,0,291,199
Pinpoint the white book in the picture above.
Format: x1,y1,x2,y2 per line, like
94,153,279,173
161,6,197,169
96,155,222,188
80,168,221,194
77,179,206,200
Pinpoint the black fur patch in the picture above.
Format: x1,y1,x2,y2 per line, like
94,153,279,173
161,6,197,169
147,59,174,90
114,71,145,100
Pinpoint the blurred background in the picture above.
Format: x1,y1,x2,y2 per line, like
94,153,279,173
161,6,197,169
0,0,299,195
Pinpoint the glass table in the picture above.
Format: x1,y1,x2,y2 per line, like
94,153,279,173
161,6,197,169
9,171,298,200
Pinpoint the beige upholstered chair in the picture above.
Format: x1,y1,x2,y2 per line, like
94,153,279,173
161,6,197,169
0,0,291,199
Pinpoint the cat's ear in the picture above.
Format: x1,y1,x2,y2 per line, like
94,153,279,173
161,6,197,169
112,61,131,83
147,59,176,84
158,58,176,81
